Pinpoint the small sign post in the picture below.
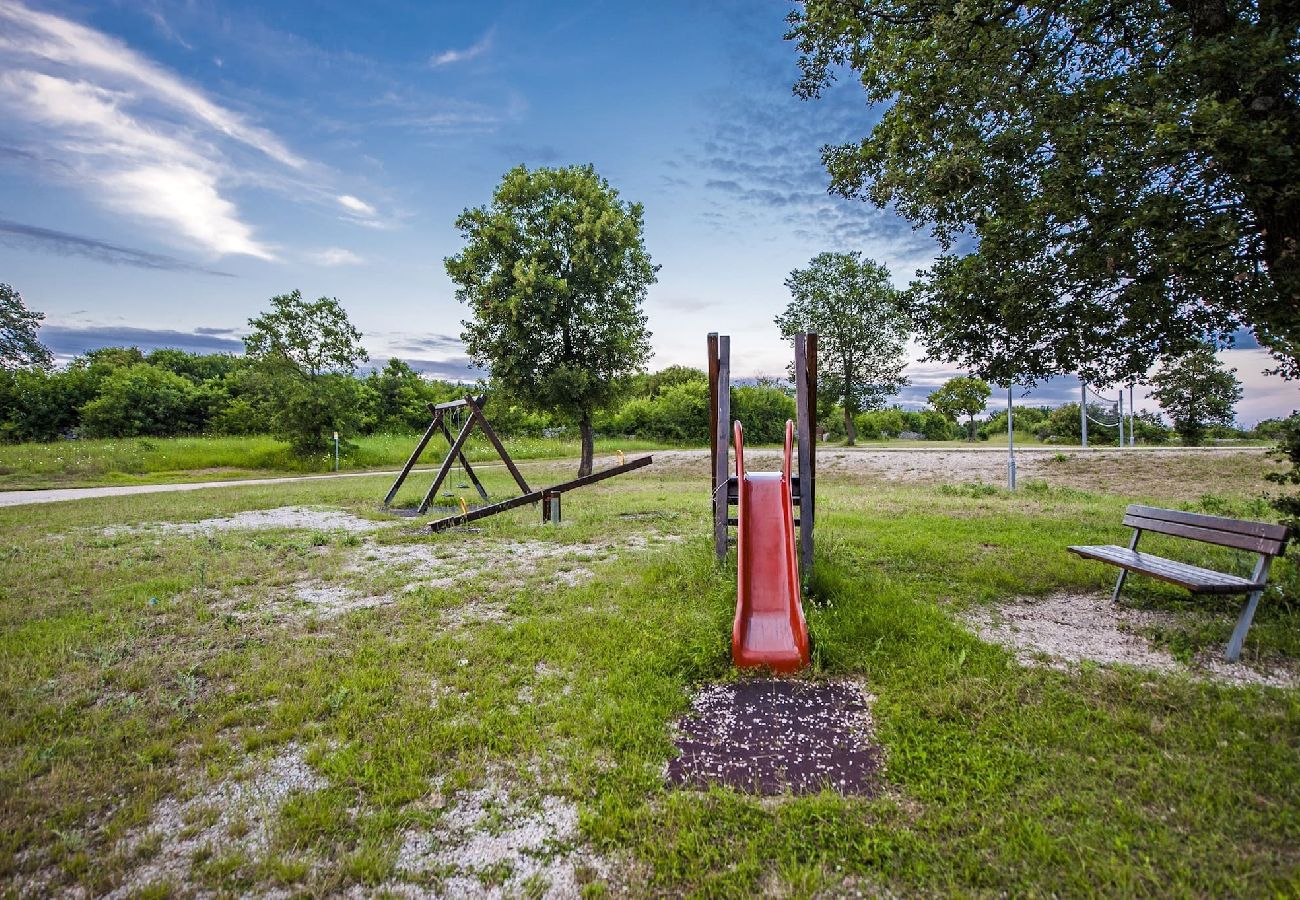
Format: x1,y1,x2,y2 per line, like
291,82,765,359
333,431,340,472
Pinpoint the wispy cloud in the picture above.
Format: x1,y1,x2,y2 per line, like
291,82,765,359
0,0,349,260
337,194,376,216
0,218,235,275
430,29,494,67
42,323,245,358
0,1,302,168
305,247,365,267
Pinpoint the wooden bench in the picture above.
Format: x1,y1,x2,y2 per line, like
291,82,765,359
1068,505,1291,662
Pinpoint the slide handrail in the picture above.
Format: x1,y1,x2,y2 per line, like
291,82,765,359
733,420,745,482
782,419,793,484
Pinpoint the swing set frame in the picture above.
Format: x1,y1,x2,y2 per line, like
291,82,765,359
382,395,531,516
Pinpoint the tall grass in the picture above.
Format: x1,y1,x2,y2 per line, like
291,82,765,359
0,433,667,487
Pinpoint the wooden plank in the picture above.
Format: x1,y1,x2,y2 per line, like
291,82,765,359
437,416,489,502
430,396,483,412
714,336,731,563
428,489,544,532
1125,504,1289,542
1121,513,1285,555
428,456,652,532
467,397,531,495
540,455,652,493
1068,545,1260,593
383,407,443,507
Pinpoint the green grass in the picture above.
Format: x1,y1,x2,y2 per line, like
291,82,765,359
0,452,1297,895
0,433,666,489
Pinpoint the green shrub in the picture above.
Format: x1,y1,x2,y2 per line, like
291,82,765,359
79,364,205,438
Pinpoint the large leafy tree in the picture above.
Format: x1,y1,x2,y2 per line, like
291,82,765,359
775,252,909,444
1148,346,1243,445
789,0,1300,383
1,283,52,371
446,164,656,477
245,290,369,456
929,376,992,441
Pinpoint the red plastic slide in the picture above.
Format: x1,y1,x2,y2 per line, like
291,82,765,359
731,419,810,672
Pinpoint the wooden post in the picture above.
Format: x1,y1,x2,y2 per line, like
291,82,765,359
805,333,817,570
795,333,815,576
707,333,720,501
714,336,731,564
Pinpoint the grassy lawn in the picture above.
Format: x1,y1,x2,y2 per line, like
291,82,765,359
0,434,667,490
1,451,1297,896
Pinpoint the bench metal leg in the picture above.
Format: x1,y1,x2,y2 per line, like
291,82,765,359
1111,569,1129,603
1224,590,1262,663
1111,528,1140,603
1224,554,1273,663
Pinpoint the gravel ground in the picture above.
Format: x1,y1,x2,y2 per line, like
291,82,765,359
964,592,1299,688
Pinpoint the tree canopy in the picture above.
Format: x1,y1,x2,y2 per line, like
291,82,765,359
445,164,656,476
1,283,52,371
775,251,909,444
929,376,992,440
245,291,369,455
789,0,1300,383
1149,346,1243,446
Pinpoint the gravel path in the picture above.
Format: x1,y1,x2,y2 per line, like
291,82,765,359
0,446,1266,508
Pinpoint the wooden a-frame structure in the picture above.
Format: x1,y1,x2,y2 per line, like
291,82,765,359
383,395,531,516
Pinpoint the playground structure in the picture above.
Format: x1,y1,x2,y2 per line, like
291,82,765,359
383,396,526,517
709,333,816,672
383,394,652,532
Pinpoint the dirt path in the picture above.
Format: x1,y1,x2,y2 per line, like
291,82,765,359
0,469,406,508
0,446,1271,508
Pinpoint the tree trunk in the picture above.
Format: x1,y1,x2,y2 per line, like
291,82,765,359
967,415,977,441
578,413,594,478
843,407,856,446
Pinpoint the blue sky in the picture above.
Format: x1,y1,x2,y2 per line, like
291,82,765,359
0,0,1294,424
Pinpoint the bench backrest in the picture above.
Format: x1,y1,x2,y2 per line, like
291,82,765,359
1123,505,1290,556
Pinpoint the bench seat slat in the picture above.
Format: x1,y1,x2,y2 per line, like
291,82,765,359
1120,514,1285,555
1067,545,1262,594
1127,505,1289,541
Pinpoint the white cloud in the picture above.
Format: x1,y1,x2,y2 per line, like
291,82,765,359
0,0,349,259
430,29,493,67
337,194,377,216
306,247,365,266
0,0,303,169
0,70,273,259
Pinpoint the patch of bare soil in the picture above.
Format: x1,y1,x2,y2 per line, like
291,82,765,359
104,505,389,536
349,531,680,596
667,680,884,796
107,743,325,898
963,592,1299,688
392,779,605,898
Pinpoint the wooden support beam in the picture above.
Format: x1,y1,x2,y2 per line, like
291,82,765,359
384,406,443,507
416,403,480,514
714,336,731,564
467,396,531,495
795,333,816,577
436,416,489,502
707,332,719,501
